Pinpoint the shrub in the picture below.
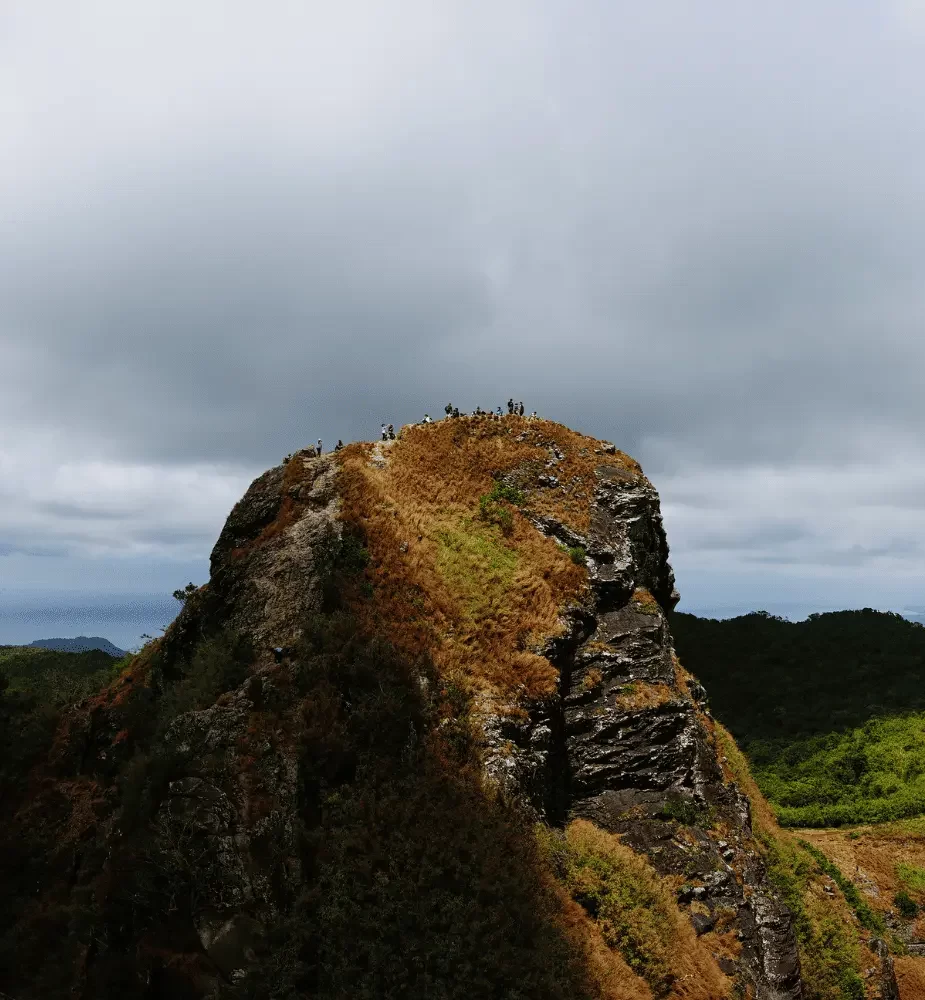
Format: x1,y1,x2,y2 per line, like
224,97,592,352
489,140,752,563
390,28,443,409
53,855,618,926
567,545,587,565
172,582,198,602
895,890,918,918
477,494,514,535
485,481,527,506
657,794,706,827
336,533,370,574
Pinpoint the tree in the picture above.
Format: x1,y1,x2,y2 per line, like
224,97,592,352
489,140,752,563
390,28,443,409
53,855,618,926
172,582,198,602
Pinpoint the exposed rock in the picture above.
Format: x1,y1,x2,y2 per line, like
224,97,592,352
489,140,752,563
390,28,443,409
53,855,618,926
208,454,342,649
483,462,805,999
870,938,900,1000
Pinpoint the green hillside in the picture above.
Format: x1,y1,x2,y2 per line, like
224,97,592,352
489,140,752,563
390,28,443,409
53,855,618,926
670,609,925,827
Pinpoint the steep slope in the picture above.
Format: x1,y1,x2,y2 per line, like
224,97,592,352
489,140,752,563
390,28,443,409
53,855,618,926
0,416,894,999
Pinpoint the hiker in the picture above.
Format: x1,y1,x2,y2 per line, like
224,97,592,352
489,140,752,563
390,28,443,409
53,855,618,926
334,439,344,452
388,424,396,440
507,398,514,414
272,646,285,664
424,413,432,423
518,402,524,416
317,438,323,454
445,403,453,416
453,406,459,418
495,406,502,417
381,423,388,440
530,410,537,419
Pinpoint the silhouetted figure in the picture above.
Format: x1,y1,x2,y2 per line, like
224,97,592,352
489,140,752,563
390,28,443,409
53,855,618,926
334,439,344,452
518,402,524,416
507,398,514,414
424,413,432,423
381,423,388,440
453,406,459,418
317,438,323,454
272,646,285,664
445,403,453,416
388,424,396,439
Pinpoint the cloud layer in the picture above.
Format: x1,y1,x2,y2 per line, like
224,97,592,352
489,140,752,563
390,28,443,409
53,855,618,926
4,1,925,613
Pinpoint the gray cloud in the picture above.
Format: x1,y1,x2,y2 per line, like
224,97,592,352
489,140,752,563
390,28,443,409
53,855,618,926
3,1,925,614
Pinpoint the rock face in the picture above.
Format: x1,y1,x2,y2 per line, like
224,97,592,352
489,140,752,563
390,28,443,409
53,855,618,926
484,466,806,999
162,451,342,668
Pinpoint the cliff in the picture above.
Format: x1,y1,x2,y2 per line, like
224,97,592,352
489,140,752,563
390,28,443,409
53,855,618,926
0,416,899,999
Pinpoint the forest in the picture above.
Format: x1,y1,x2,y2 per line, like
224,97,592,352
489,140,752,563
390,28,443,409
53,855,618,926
670,609,925,826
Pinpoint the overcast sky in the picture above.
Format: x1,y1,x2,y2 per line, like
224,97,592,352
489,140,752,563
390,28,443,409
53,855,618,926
4,0,925,638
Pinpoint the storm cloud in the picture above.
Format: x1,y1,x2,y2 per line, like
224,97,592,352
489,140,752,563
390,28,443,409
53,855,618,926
3,1,925,617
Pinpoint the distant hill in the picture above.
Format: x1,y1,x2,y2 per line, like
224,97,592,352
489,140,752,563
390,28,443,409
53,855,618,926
27,636,126,657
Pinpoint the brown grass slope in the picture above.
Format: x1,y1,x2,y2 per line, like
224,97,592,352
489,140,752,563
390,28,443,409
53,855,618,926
334,416,730,998
336,415,632,706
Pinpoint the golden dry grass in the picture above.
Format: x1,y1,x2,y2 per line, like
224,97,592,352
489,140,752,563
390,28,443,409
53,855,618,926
611,681,677,712
799,826,925,915
632,588,661,615
336,417,638,706
895,955,925,1000
546,820,731,1000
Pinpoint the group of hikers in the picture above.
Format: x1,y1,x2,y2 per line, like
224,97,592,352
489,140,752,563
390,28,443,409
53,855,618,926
306,402,541,456
305,437,345,457
434,399,537,421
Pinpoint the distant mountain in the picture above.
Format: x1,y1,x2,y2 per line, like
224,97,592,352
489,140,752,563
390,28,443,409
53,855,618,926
28,636,126,657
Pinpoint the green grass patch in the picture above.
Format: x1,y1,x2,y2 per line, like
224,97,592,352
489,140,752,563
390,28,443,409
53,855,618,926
896,862,925,894
557,543,587,565
435,521,519,622
477,481,527,536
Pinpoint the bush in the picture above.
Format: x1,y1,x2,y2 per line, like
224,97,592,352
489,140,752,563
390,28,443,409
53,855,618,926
485,481,527,506
476,481,526,537
336,533,371,574
657,794,706,827
172,582,198,602
477,494,514,535
895,891,918,918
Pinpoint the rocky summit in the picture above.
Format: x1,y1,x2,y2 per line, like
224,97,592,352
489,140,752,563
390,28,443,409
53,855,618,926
0,416,900,999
